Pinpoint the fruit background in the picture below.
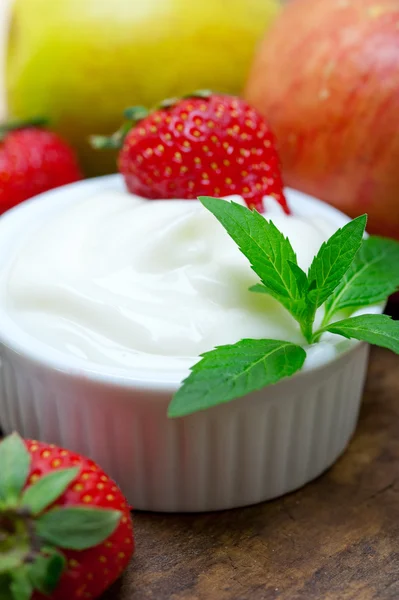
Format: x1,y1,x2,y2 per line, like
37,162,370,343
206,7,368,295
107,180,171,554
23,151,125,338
0,0,290,123
2,0,282,176
0,0,9,119
1,0,398,241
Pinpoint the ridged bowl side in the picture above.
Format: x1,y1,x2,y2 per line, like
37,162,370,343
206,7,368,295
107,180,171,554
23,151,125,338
0,343,369,512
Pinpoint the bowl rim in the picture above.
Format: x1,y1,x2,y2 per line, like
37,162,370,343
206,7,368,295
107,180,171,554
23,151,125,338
0,174,382,393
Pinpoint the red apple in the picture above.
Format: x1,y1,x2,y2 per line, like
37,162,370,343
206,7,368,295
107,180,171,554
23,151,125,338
245,0,399,239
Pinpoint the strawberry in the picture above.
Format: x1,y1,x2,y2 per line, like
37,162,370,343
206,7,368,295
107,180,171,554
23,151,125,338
0,118,82,215
0,433,134,600
92,92,289,214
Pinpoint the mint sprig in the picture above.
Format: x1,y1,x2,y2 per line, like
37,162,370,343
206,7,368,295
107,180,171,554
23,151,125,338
168,197,399,418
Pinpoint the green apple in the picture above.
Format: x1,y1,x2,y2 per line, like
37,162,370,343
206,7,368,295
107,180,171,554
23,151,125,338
6,0,280,176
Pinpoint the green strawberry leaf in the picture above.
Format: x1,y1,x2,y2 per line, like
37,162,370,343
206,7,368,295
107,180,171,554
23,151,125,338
307,214,367,309
123,105,149,121
0,434,30,506
199,197,304,321
36,506,122,551
10,569,32,600
29,550,66,595
20,468,79,516
324,236,399,320
324,314,399,354
0,118,48,143
0,549,27,575
0,574,12,600
168,338,306,418
90,120,133,150
40,550,66,593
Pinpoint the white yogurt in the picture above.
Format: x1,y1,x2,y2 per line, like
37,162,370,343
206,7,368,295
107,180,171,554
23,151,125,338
3,191,345,373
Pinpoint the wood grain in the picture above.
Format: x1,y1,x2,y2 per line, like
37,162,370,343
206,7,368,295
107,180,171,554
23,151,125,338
102,342,399,600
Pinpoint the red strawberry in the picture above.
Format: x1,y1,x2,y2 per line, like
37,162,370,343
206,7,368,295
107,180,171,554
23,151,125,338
92,92,289,214
0,433,134,599
0,118,82,215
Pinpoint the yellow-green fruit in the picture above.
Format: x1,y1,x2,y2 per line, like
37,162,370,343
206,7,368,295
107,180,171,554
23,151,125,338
6,0,280,176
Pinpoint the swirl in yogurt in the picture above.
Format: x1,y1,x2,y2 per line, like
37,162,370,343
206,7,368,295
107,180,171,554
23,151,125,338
5,192,341,373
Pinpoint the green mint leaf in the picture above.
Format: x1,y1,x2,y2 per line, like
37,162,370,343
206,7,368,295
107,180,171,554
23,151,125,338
325,236,399,318
248,283,268,294
10,569,33,600
307,214,367,309
0,434,30,506
325,314,399,354
168,338,306,418
36,506,122,551
287,261,308,295
20,468,79,516
29,550,66,595
199,197,303,319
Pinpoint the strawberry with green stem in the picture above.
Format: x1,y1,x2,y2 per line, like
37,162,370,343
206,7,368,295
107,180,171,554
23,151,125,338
0,433,134,600
91,91,289,214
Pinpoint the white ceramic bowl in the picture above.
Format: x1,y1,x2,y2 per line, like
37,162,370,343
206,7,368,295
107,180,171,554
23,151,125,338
0,176,378,512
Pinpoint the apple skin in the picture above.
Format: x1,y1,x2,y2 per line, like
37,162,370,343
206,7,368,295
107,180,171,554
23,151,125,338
6,0,280,177
245,0,399,240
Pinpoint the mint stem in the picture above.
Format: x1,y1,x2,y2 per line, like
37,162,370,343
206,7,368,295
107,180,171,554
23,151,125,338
310,329,323,344
300,322,314,345
311,319,339,343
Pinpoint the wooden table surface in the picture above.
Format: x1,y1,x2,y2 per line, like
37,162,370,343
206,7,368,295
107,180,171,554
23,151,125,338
102,311,399,600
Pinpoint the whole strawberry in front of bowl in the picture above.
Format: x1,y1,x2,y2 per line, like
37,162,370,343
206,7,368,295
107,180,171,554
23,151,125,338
92,92,289,214
0,118,82,215
0,433,134,600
